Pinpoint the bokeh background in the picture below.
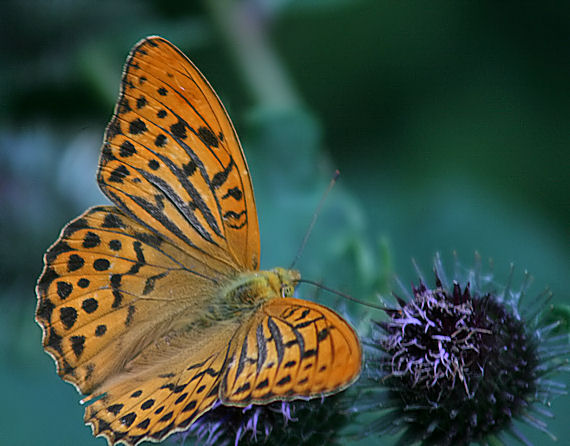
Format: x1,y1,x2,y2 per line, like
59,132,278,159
1,1,568,445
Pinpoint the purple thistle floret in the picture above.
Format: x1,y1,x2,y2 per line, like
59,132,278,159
358,254,569,446
173,395,351,446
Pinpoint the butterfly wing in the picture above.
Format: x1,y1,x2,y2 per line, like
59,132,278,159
36,206,224,393
84,321,238,445
220,297,362,405
98,36,260,271
36,206,238,444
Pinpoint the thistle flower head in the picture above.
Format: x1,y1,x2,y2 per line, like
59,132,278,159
360,254,569,446
174,395,351,446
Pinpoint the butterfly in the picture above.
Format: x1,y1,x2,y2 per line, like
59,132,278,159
35,36,362,445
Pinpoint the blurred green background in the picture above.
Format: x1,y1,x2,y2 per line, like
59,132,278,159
1,1,568,445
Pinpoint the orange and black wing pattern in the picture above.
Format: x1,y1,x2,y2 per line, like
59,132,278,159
98,37,260,271
221,297,362,405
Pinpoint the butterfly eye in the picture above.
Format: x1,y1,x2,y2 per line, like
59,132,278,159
281,284,294,298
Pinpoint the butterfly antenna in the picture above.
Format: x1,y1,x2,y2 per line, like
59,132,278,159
298,279,388,311
290,170,340,269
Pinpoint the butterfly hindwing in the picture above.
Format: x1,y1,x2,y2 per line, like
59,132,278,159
220,297,362,405
98,36,259,271
84,321,238,445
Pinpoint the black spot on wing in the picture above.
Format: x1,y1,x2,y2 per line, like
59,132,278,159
46,328,62,353
151,421,174,440
173,384,186,393
62,218,89,237
82,232,101,248
182,400,196,412
67,254,84,272
190,367,220,381
36,298,55,322
100,143,115,164
294,316,324,330
222,187,243,201
109,239,122,251
284,360,296,368
183,160,197,176
277,375,291,386
295,308,311,321
170,119,187,139
155,134,167,148
107,404,123,415
95,325,107,337
136,418,150,430
141,399,154,410
234,382,251,394
136,96,147,109
84,363,94,381
112,290,123,308
129,118,147,135
175,393,188,404
37,268,59,297
119,141,136,157
108,165,129,183
119,412,137,427
93,258,110,271
71,335,85,358
223,210,247,229
211,158,234,189
57,281,73,299
60,307,77,330
106,118,122,139
255,378,269,390
133,231,162,248
302,349,317,360
317,327,329,341
159,411,173,422
77,278,90,288
102,212,125,229
118,97,131,114
198,126,218,148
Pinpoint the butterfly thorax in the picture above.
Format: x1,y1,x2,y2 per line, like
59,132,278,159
208,267,301,321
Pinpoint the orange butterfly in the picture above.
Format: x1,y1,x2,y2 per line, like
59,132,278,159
36,36,361,445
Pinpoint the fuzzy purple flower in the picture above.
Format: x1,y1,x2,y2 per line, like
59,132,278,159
358,254,569,445
173,394,352,446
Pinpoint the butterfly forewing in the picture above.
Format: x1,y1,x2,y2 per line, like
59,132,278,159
36,206,231,393
99,37,259,271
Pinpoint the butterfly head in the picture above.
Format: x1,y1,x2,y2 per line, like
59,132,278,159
271,267,300,298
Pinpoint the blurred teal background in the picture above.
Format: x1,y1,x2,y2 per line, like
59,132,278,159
1,1,568,445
